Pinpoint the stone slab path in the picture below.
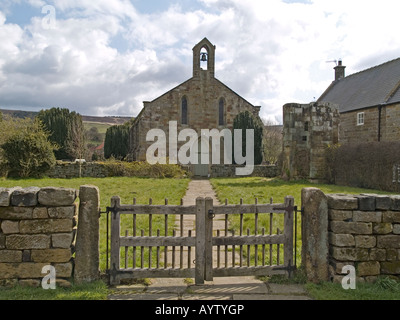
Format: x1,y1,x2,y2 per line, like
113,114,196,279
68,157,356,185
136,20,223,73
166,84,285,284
108,179,311,301
108,276,311,300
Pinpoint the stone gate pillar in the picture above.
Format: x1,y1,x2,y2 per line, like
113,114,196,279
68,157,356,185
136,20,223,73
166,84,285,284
301,187,329,283
74,185,100,283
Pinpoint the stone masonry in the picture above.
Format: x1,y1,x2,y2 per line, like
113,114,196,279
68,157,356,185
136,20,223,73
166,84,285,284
128,38,262,176
328,193,400,283
302,187,400,283
0,187,77,287
281,102,339,182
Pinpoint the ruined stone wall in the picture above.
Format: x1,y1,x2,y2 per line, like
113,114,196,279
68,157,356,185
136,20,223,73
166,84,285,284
282,102,339,181
0,187,77,287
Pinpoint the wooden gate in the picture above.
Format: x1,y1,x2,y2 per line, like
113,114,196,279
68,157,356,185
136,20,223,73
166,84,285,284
107,196,296,285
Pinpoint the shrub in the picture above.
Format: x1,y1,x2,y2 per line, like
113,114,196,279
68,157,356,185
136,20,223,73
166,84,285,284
1,120,56,178
100,160,188,178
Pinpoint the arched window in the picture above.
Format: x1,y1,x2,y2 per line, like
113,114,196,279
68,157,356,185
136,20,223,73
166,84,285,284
182,97,188,125
218,98,225,126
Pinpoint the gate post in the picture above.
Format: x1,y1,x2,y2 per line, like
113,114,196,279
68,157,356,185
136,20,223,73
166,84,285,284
284,196,295,277
204,197,214,281
109,196,121,285
195,197,206,284
301,188,329,283
74,185,100,283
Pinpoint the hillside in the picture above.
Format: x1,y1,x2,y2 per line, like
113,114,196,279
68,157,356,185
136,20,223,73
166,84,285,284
0,108,133,125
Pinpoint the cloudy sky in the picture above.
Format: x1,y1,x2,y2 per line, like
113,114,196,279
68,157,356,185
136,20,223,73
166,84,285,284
1,0,400,124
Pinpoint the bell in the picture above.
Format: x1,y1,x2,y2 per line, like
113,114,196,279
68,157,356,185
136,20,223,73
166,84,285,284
200,53,208,62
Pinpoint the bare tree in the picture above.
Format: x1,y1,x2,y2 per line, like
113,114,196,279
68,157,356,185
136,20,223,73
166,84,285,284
262,120,283,165
66,114,86,177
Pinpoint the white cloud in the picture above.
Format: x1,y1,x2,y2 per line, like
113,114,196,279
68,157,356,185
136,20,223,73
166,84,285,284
1,0,400,123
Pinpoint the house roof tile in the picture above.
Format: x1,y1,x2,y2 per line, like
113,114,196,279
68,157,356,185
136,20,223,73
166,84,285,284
318,57,400,113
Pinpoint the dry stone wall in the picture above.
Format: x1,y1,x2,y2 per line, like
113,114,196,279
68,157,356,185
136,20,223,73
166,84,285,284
0,187,77,287
302,187,400,283
328,193,400,282
47,162,108,178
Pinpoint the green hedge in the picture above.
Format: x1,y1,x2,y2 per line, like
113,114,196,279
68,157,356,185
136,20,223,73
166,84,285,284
327,142,400,192
99,160,188,178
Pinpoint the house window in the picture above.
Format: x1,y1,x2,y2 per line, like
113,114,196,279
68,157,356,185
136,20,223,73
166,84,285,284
357,112,365,126
304,121,309,132
182,97,188,125
218,98,225,126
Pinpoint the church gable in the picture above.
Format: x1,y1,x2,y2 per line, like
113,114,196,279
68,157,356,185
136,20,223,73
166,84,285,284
128,38,261,162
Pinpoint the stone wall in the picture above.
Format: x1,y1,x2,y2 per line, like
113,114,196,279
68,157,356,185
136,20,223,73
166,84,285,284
339,107,380,144
0,187,77,287
127,38,262,162
210,165,278,178
281,102,339,182
302,187,400,283
384,103,400,141
339,103,400,144
328,193,400,283
47,162,108,178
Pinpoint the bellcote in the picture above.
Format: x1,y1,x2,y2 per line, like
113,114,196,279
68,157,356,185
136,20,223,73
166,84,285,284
193,38,216,78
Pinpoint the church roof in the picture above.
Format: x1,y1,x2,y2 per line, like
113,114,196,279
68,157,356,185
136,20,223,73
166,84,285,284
318,57,400,113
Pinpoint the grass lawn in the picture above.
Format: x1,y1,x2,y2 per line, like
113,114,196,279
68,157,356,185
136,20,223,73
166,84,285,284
209,177,395,205
0,281,108,300
305,277,400,300
0,176,398,300
0,177,190,272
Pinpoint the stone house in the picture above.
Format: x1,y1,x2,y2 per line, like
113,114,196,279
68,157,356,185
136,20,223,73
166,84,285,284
128,38,262,176
318,58,400,144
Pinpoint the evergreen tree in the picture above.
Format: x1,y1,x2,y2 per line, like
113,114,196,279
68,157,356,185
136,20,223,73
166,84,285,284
233,111,264,165
104,124,130,160
37,107,85,160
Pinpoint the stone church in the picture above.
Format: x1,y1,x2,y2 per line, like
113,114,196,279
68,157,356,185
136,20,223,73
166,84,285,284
128,38,262,176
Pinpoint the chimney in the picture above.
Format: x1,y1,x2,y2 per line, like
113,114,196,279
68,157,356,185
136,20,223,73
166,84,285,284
334,59,346,81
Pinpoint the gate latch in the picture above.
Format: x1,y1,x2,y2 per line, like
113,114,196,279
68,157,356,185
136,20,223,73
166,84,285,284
208,209,215,219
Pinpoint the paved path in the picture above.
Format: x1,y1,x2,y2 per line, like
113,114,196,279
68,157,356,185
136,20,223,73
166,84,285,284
108,276,311,300
108,179,311,301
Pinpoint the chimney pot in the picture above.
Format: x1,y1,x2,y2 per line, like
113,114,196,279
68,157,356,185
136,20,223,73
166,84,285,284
334,59,346,81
